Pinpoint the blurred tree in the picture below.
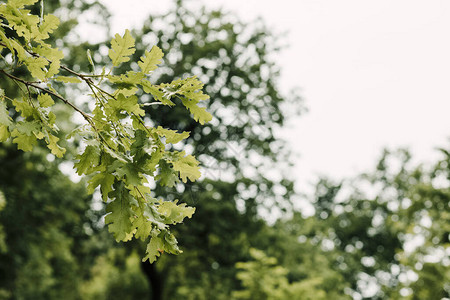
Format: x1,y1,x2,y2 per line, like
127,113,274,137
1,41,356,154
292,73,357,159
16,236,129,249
0,145,97,299
232,248,327,300
303,149,450,299
116,2,302,298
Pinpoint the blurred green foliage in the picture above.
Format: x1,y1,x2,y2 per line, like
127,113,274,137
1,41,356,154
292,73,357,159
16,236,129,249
0,1,448,300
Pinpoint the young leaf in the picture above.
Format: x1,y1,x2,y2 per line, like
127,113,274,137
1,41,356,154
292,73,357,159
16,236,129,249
12,98,37,119
158,200,195,225
46,133,65,158
35,14,59,40
0,125,10,142
154,126,189,144
138,45,164,74
0,101,12,126
170,151,201,183
24,56,48,80
87,172,115,202
86,49,95,73
108,29,135,67
181,98,212,125
37,93,54,108
53,76,82,83
143,235,165,263
8,0,39,9
105,181,135,241
11,128,37,151
74,144,101,175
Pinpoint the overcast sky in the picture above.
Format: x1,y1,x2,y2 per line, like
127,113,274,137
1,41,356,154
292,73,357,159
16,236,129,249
102,0,450,192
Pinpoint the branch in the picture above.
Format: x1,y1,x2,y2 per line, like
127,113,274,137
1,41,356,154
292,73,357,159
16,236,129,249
0,69,92,123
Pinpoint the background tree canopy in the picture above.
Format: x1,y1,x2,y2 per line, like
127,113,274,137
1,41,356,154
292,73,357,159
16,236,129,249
0,1,448,300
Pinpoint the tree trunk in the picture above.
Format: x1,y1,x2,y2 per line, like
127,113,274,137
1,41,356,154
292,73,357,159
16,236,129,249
141,261,163,300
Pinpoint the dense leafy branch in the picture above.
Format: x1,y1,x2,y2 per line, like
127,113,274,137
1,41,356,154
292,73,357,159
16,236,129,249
0,0,212,262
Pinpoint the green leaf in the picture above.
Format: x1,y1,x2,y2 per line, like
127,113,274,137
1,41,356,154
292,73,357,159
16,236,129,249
0,101,11,126
12,98,36,119
115,87,138,97
130,129,152,161
110,160,142,187
108,71,144,86
141,81,175,106
8,0,39,8
37,93,54,108
143,235,164,263
170,151,201,183
12,120,41,136
105,181,135,241
86,49,95,73
9,39,27,61
33,45,63,78
11,128,37,151
133,205,153,241
25,56,48,80
74,144,101,175
108,93,145,117
181,98,212,125
54,76,82,83
143,148,163,175
87,172,115,202
108,29,135,67
138,45,164,74
0,125,10,142
143,231,182,263
132,197,167,241
35,14,59,40
46,133,65,158
154,126,189,144
0,29,13,54
158,200,195,224
156,160,179,187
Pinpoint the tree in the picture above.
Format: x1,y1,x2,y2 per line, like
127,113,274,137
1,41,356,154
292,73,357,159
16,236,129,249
0,144,96,299
113,2,303,299
303,149,450,299
232,248,328,300
0,0,211,263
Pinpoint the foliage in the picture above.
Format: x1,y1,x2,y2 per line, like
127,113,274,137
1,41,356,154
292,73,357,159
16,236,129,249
1,1,447,300
80,249,150,300
111,3,301,298
304,149,450,299
0,144,96,299
232,248,327,300
0,0,211,262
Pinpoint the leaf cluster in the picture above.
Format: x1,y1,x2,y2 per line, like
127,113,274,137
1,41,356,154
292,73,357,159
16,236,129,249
0,0,211,262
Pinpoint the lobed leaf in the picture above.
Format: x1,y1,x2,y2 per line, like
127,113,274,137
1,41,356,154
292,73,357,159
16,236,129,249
46,133,65,158
34,14,59,40
74,144,101,175
138,45,164,74
170,151,201,183
143,232,182,263
108,29,136,67
87,172,115,202
37,93,54,108
105,181,135,241
154,126,190,144
54,76,82,83
0,101,12,127
158,200,195,225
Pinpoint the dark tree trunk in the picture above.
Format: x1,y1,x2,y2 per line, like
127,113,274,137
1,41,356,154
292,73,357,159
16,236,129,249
141,261,163,300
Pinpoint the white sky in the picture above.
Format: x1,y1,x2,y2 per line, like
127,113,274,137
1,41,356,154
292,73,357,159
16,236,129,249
102,0,450,193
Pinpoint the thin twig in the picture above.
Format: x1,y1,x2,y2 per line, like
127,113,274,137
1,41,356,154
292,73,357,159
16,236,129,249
0,69,92,123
